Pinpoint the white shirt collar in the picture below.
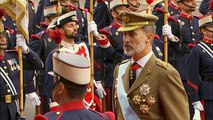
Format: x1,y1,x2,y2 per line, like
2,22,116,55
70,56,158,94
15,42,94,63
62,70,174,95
132,51,153,68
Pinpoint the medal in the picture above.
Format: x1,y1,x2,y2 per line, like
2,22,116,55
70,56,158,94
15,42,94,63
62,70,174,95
140,84,151,96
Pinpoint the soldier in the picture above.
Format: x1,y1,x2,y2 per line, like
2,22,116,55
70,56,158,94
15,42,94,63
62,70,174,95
162,0,202,118
34,53,115,120
154,0,180,36
84,0,112,31
89,0,164,110
187,13,213,120
2,16,17,49
45,11,102,111
199,0,212,15
89,0,129,111
35,0,45,33
0,10,43,120
59,0,89,43
28,0,36,36
112,11,189,120
25,0,59,114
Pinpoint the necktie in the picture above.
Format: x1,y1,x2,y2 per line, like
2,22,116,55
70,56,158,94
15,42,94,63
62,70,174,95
129,62,141,87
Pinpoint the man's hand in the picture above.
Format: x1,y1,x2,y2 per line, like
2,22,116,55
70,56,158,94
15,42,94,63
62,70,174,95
192,101,204,111
16,34,29,53
26,92,41,106
95,81,106,98
88,21,99,36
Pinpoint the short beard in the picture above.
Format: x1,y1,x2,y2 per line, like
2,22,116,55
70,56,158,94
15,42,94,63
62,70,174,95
124,41,145,56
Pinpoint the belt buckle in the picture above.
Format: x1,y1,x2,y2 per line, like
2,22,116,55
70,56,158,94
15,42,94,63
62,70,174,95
5,95,12,103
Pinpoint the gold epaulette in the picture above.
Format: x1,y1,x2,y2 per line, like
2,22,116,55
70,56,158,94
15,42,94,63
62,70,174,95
156,59,168,70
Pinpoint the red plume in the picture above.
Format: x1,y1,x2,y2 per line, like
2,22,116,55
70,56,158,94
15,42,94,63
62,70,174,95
46,28,64,44
146,0,154,5
0,8,7,19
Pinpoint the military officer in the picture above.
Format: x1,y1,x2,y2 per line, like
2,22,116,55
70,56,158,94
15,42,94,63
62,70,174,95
35,0,45,33
59,0,89,43
112,11,189,120
199,0,212,15
2,16,17,49
187,13,213,120
89,0,130,111
45,11,102,111
89,0,164,110
28,0,36,36
0,10,43,120
154,0,180,36
85,0,112,31
162,0,202,118
34,53,115,120
25,0,59,114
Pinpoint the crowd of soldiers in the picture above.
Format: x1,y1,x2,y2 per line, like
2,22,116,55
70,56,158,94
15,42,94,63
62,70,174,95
0,0,212,120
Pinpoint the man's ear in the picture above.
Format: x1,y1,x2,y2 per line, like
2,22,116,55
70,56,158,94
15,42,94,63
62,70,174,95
147,33,154,42
59,27,65,34
58,83,65,95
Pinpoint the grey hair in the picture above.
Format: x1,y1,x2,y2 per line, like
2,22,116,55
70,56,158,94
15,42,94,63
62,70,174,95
142,25,156,34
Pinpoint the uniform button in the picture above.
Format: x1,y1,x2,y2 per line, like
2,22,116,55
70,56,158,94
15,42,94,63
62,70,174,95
7,89,10,92
56,112,60,115
4,66,7,69
2,61,5,63
191,26,193,29
192,38,195,41
192,32,194,35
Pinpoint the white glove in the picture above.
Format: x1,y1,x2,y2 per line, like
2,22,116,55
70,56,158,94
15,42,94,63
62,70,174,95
162,24,174,39
192,101,204,111
95,81,106,98
16,34,29,53
88,21,99,36
26,92,41,106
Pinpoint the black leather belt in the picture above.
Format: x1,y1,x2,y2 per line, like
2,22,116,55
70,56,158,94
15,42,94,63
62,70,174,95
0,94,19,103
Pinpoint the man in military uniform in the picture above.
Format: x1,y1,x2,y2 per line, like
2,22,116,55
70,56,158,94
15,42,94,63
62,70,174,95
187,13,213,120
35,0,45,33
154,0,180,36
46,11,102,111
162,0,202,118
28,0,36,36
89,0,164,110
25,0,58,114
199,0,212,15
59,0,89,43
112,11,189,120
84,0,112,31
35,53,115,120
0,10,43,120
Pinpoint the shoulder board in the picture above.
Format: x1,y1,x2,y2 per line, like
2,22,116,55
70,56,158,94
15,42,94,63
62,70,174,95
156,59,168,70
5,49,18,53
117,59,131,66
155,7,164,13
168,16,178,22
100,28,110,35
30,31,45,40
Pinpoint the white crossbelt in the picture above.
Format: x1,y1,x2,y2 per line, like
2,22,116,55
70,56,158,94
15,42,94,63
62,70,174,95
117,62,140,120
